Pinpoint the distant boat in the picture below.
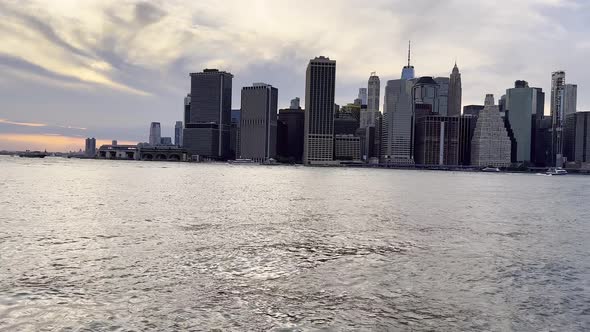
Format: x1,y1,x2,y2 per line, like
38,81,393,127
18,151,48,158
481,167,501,173
546,167,568,176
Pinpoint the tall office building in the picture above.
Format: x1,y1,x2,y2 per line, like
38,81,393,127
149,122,161,146
360,73,381,129
382,78,414,164
277,106,305,163
174,121,183,147
470,94,512,167
304,56,336,164
434,77,449,116
448,63,462,116
183,69,233,159
85,137,96,157
184,94,191,125
564,111,590,163
239,83,278,162
414,115,474,166
290,97,300,109
230,110,241,159
505,80,545,164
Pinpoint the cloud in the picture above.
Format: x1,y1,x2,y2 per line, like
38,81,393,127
0,0,588,151
0,118,48,127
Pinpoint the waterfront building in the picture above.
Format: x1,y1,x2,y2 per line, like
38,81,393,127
84,138,96,157
448,63,462,116
98,144,139,160
149,122,161,146
470,94,512,167
239,83,278,162
174,121,183,147
304,56,336,164
277,106,304,163
435,77,449,116
334,135,361,161
564,111,590,164
183,69,233,160
382,78,415,164
463,105,484,117
230,110,241,159
414,115,475,166
550,71,578,166
505,80,545,164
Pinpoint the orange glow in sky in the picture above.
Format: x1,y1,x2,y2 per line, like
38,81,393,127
0,133,136,152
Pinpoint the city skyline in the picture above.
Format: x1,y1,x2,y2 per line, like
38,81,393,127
1,0,589,151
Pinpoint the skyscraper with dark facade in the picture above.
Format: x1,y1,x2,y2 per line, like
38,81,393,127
183,69,233,159
239,83,278,162
277,105,304,163
505,80,545,164
564,111,590,164
174,121,183,147
448,63,462,116
304,56,336,164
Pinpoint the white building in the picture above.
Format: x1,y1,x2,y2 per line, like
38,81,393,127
382,78,415,164
470,94,512,167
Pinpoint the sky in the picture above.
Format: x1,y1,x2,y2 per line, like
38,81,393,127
0,0,589,152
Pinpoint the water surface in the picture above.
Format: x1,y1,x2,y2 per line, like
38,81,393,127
0,156,589,331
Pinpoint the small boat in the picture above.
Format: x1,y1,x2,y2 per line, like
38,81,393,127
481,167,501,173
546,168,568,176
18,150,48,158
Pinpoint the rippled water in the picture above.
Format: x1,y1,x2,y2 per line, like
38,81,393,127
0,155,589,331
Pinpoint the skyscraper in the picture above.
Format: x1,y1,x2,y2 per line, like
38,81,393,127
448,63,462,116
304,56,336,164
368,73,380,113
564,111,590,163
277,106,305,163
382,78,414,164
183,69,233,159
149,122,161,146
174,121,183,147
470,94,512,167
413,77,440,117
505,80,545,164
85,137,96,157
434,77,449,116
290,97,300,109
239,83,278,162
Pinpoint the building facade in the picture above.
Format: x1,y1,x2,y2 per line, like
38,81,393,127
277,107,304,163
470,94,512,167
85,138,96,157
448,63,462,116
230,109,241,159
414,115,474,166
382,78,415,164
334,135,361,161
174,121,183,147
149,122,161,146
239,83,278,162
304,56,336,164
505,80,545,164
183,69,233,160
564,111,590,163
434,77,449,116
550,71,578,166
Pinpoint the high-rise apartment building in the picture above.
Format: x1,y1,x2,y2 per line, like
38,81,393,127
239,83,278,162
304,56,336,164
505,80,545,164
174,121,183,147
183,69,233,159
470,94,512,167
149,122,161,146
448,63,462,116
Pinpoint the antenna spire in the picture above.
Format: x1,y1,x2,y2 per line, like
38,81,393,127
407,40,411,67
